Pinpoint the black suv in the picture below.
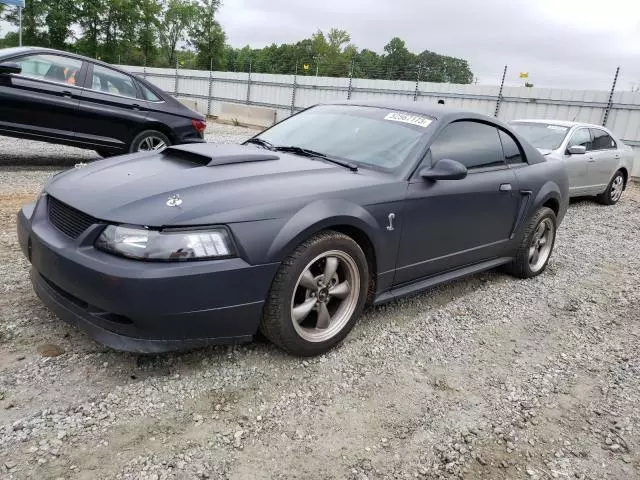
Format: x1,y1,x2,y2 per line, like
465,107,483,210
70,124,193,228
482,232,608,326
0,47,206,156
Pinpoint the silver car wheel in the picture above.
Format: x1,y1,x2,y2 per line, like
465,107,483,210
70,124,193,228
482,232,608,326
528,218,555,273
138,135,167,152
610,174,624,202
290,250,360,343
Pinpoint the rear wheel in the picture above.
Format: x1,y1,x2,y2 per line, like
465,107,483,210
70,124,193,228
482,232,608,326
260,231,369,356
596,170,625,205
129,130,170,153
506,207,557,279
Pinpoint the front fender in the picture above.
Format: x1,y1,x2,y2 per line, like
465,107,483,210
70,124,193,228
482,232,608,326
532,178,568,224
266,198,384,262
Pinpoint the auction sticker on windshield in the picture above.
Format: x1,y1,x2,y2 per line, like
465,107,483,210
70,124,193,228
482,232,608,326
384,112,433,128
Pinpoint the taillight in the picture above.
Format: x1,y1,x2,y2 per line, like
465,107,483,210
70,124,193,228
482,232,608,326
192,119,206,134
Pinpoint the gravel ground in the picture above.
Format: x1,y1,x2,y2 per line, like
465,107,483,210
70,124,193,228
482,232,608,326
0,126,639,480
0,123,254,167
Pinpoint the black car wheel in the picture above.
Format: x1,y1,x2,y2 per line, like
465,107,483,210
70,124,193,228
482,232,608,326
260,231,369,356
596,170,625,205
129,130,171,153
506,206,557,279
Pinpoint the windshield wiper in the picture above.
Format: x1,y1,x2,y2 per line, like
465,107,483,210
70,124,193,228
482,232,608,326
244,137,275,150
274,146,358,172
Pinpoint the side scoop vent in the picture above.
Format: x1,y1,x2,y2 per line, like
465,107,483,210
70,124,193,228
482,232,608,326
161,143,279,167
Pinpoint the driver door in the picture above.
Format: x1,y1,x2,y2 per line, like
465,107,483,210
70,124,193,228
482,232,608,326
0,53,85,141
394,121,520,285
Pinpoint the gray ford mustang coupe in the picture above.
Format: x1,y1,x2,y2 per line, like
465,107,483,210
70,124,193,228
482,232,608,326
17,102,569,356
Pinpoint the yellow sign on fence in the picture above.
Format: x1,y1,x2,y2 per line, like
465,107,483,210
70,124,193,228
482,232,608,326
303,64,310,71
519,72,529,79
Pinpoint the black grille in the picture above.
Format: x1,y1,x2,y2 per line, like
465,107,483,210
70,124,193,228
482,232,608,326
48,196,97,239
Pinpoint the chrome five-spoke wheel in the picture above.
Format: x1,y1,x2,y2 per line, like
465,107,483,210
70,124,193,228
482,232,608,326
260,231,369,356
291,250,360,343
528,218,555,273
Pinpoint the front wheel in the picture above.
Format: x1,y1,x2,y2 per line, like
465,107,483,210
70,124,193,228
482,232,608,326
596,170,625,205
129,130,171,153
260,231,369,356
506,207,557,279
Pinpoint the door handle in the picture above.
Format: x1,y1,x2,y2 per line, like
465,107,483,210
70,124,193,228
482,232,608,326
132,103,145,111
499,183,512,192
60,90,72,98
587,157,596,163
614,154,620,159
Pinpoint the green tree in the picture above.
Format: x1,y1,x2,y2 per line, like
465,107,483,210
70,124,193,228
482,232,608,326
354,49,382,78
138,0,162,66
327,28,350,51
159,0,199,67
382,37,416,80
45,0,77,49
416,50,473,84
76,0,106,58
100,0,141,64
190,0,226,70
4,0,47,46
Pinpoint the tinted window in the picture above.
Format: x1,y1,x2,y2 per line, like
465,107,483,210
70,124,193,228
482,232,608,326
567,128,592,151
11,54,82,86
499,130,525,164
140,83,161,102
590,129,616,150
90,64,137,98
430,121,504,170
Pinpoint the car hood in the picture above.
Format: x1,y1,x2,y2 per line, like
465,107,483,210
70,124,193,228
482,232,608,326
45,144,392,226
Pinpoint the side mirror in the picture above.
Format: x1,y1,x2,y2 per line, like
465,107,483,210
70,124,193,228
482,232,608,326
0,63,21,75
420,158,468,181
567,145,586,155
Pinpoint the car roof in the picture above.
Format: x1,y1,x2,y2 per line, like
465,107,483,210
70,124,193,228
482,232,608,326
510,118,608,129
329,100,504,123
0,46,139,79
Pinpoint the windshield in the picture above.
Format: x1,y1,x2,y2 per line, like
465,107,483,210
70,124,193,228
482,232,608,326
253,105,432,170
510,122,569,150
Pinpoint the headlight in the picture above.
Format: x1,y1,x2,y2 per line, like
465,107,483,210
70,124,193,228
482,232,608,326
95,225,235,261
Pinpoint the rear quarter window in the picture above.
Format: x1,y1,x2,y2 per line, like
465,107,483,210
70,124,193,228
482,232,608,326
499,130,526,165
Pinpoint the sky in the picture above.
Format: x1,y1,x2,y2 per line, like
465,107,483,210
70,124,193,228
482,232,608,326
1,0,638,90
217,0,640,91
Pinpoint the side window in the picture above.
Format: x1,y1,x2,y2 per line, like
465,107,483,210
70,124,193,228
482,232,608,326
590,129,616,150
499,130,525,164
11,54,82,86
90,64,137,98
139,83,161,102
567,128,592,151
430,121,505,170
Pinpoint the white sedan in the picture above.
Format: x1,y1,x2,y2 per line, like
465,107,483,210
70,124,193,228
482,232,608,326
510,119,634,205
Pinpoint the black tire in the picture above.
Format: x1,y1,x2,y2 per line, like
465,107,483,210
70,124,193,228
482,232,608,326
506,207,557,279
596,170,625,205
260,231,369,357
128,130,171,153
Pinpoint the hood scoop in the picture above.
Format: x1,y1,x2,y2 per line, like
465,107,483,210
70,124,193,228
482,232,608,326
162,143,279,167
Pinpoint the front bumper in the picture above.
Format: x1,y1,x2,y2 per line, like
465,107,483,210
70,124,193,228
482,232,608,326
17,197,279,353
